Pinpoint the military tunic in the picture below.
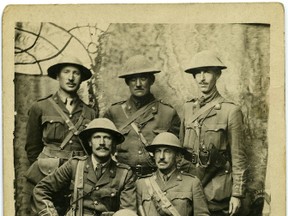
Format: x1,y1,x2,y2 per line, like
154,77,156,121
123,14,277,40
136,170,210,216
104,94,180,168
180,92,247,211
25,93,98,164
24,92,98,215
33,156,137,216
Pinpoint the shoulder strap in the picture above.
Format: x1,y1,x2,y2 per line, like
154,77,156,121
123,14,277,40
188,98,224,123
48,98,86,152
72,160,85,216
118,100,157,131
121,103,148,146
145,176,181,216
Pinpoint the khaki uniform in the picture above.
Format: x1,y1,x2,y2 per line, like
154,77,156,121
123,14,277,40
104,94,180,169
33,156,136,216
136,170,210,216
24,92,97,214
25,93,97,164
180,93,247,212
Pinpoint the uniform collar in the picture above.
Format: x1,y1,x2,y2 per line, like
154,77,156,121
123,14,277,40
158,168,177,182
129,93,155,110
57,90,80,105
91,154,111,171
199,87,221,107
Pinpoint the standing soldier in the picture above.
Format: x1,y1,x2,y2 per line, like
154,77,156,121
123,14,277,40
180,50,248,216
24,56,98,215
104,54,181,177
32,118,136,216
136,132,210,216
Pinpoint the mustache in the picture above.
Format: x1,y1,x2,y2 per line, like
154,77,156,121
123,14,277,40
199,82,208,85
157,159,168,164
96,146,109,151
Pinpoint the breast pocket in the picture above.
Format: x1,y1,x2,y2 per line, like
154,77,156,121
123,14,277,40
183,123,199,150
168,192,193,215
203,123,227,149
42,116,65,142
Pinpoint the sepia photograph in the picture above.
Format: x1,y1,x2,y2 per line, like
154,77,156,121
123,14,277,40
3,3,284,216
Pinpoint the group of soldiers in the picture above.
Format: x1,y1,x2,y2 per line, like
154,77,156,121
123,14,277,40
23,50,248,216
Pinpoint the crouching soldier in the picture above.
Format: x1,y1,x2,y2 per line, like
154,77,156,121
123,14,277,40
136,132,210,216
32,118,137,216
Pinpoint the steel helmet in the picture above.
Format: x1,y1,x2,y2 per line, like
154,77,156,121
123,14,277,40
118,54,161,78
48,55,92,81
113,209,138,216
79,118,125,145
146,132,185,153
184,50,227,75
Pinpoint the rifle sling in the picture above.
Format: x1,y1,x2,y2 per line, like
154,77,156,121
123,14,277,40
48,98,86,151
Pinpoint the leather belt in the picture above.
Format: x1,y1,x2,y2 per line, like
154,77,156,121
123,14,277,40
42,146,86,160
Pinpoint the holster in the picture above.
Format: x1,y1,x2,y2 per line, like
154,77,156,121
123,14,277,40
201,144,228,187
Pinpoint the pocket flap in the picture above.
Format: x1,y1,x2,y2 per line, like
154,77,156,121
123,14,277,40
168,192,192,201
42,116,65,125
142,192,152,201
98,188,118,198
38,158,60,175
204,123,227,131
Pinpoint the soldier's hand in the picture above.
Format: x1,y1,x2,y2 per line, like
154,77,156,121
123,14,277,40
229,196,241,216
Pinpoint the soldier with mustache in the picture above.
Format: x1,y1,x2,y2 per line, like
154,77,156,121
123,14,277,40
180,50,248,216
32,118,136,216
24,56,98,215
104,54,182,178
136,132,210,216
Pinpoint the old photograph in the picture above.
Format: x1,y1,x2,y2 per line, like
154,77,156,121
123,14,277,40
3,3,284,216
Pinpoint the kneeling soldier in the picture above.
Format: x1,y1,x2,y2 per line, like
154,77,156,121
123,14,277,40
33,118,136,216
136,132,210,216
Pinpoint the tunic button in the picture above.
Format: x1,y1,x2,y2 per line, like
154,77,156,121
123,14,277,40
111,193,115,197
95,187,99,190
152,106,155,110
48,170,51,173
94,201,98,205
50,120,53,123
225,170,229,173
163,192,167,195
69,140,73,144
69,114,73,118
138,150,142,155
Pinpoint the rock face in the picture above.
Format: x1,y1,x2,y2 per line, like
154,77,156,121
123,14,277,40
14,23,270,215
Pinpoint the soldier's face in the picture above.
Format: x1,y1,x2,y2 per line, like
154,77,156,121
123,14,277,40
57,66,82,94
89,131,113,162
154,146,177,174
194,69,220,94
126,74,153,97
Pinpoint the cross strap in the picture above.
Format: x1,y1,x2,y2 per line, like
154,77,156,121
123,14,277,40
185,97,225,124
144,176,181,216
121,103,149,146
48,98,87,152
118,100,157,131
